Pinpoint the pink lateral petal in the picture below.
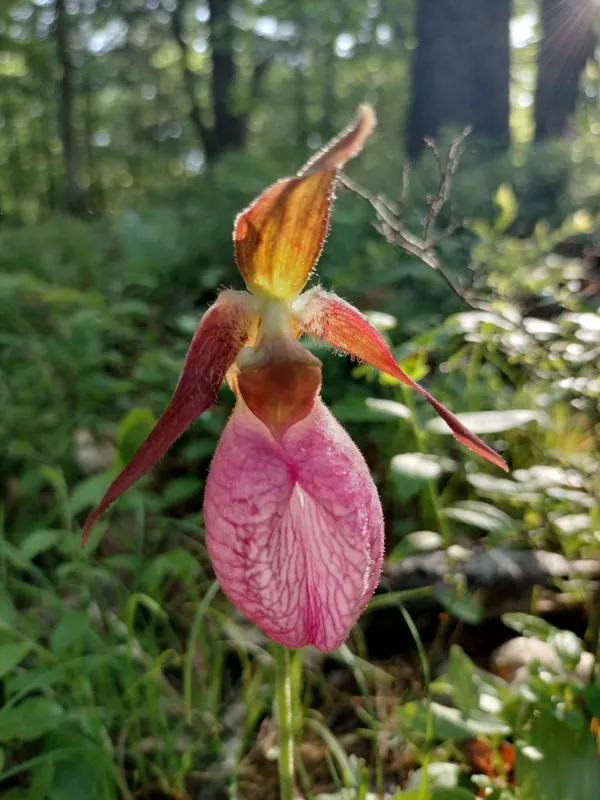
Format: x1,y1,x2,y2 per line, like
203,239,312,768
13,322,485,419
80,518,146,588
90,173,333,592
295,288,509,472
204,399,384,651
82,291,257,544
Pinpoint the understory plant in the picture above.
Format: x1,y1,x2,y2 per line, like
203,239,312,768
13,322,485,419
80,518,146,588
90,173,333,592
81,107,506,797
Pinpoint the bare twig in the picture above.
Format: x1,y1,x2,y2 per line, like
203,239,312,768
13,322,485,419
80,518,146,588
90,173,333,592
340,128,481,309
340,130,584,390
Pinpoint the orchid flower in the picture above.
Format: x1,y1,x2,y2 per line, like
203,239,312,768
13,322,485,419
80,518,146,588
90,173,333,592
82,106,507,652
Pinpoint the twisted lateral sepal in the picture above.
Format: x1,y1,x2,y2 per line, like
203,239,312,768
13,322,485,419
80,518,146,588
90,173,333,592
82,291,257,544
295,287,509,472
204,399,384,651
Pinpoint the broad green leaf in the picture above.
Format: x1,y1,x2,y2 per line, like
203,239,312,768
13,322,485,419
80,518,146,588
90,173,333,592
398,351,430,382
551,630,583,670
445,501,516,533
19,530,63,561
580,682,600,717
70,473,114,515
398,700,509,742
364,398,411,419
391,452,450,481
427,409,544,435
0,697,63,742
400,791,475,800
502,613,557,641
50,611,89,655
48,752,106,800
117,407,156,467
553,513,591,536
161,476,203,507
516,711,600,800
390,531,444,560
364,310,398,331
331,396,411,423
142,549,200,587
447,646,480,713
0,642,31,679
466,473,525,497
502,613,584,671
436,584,484,624
452,311,515,333
390,453,455,503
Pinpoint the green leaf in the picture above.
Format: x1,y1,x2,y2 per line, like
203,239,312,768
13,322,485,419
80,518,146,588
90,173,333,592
445,501,516,533
0,697,63,742
331,396,411,423
401,787,475,800
553,513,591,536
398,700,509,742
117,407,156,467
161,476,203,507
447,646,480,713
427,409,544,435
0,642,32,679
70,473,114,515
390,453,456,502
125,593,168,633
19,530,63,561
516,711,600,800
50,611,90,655
502,613,584,671
502,613,557,641
364,310,398,331
398,351,430,383
49,752,106,800
580,682,600,717
436,584,484,624
494,183,518,234
389,531,444,560
392,452,446,480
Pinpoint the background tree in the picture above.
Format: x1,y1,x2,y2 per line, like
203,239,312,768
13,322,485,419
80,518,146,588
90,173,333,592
406,0,512,158
534,0,596,140
55,0,88,215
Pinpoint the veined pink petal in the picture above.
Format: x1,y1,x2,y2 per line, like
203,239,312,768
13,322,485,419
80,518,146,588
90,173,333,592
295,287,509,472
204,399,384,651
82,291,257,544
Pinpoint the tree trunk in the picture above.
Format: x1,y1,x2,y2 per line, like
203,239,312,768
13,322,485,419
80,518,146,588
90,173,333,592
207,0,245,155
321,39,337,141
171,0,216,160
534,0,595,141
55,0,87,216
83,67,104,213
2,92,25,224
406,0,511,158
170,0,269,163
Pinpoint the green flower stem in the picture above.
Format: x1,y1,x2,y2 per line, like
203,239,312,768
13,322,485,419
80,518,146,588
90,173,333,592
274,644,296,800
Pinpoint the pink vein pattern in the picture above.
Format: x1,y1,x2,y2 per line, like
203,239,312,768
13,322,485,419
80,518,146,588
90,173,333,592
204,399,384,651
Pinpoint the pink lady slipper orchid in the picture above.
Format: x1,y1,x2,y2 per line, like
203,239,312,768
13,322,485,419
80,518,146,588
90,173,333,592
82,106,507,651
